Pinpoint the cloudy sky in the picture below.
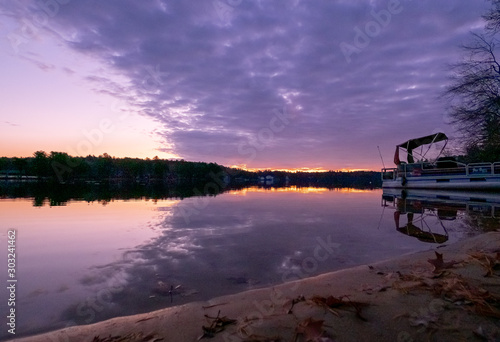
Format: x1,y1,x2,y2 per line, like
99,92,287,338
0,0,491,171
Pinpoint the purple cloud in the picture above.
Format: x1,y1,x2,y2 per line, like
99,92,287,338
0,0,490,169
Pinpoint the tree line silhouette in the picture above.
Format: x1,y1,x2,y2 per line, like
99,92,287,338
0,151,381,188
0,151,226,184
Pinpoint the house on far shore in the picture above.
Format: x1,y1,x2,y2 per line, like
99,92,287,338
0,170,38,180
0,169,20,180
259,175,274,185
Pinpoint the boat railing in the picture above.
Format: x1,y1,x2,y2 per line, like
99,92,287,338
467,162,500,176
381,168,397,180
382,161,500,180
494,162,500,174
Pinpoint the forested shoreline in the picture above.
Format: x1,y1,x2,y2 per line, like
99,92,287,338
0,151,381,189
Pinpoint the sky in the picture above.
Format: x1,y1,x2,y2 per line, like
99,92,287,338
0,0,492,171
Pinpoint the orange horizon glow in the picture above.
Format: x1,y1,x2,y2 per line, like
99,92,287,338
335,188,374,193
227,185,331,195
227,185,376,196
229,164,376,173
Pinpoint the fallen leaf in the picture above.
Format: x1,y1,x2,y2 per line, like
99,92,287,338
470,252,500,277
284,295,305,314
427,251,459,273
432,274,500,318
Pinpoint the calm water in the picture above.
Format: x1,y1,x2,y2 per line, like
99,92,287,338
1,186,498,338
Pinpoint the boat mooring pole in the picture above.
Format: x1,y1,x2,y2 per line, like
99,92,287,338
377,146,386,169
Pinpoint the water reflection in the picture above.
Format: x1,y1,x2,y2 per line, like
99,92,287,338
1,186,498,339
382,189,500,244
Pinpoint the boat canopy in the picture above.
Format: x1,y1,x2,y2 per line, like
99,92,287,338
394,132,448,164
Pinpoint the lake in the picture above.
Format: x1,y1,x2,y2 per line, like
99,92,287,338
1,185,498,339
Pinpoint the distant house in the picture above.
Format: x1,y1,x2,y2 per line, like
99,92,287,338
0,170,20,179
259,175,274,185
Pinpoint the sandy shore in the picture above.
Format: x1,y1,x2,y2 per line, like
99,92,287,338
11,232,500,342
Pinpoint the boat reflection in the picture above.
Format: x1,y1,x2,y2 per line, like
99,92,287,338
382,189,500,244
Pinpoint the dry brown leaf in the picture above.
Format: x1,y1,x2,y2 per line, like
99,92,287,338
432,274,500,318
427,251,459,273
285,295,305,314
470,252,500,277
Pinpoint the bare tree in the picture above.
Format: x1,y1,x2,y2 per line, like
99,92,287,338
446,1,500,161
483,0,500,34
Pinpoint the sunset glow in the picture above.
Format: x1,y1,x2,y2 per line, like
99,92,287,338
227,186,331,196
230,165,373,173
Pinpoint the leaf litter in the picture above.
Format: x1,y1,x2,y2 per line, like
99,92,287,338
386,250,500,339
469,251,500,277
99,249,498,341
309,295,369,321
92,333,163,342
198,310,237,340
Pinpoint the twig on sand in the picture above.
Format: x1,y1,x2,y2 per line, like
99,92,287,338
202,302,229,309
198,310,237,340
